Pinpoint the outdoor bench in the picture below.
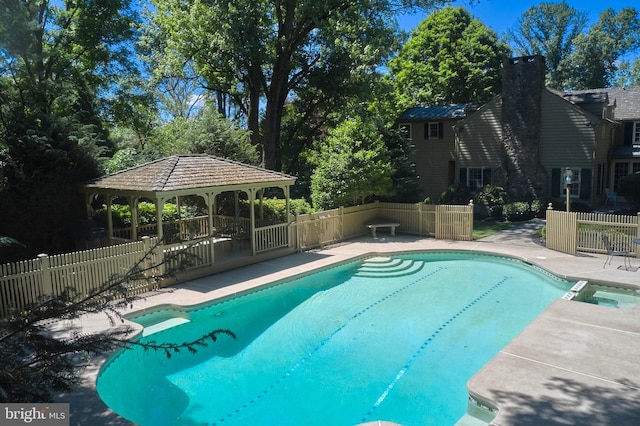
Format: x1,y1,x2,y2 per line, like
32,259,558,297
367,222,400,238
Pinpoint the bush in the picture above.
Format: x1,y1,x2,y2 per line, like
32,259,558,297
247,198,313,222
475,185,508,218
439,183,472,205
94,202,183,228
503,201,535,222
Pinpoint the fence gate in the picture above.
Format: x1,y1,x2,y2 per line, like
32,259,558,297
546,210,578,254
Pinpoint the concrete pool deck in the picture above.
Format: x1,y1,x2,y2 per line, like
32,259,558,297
57,223,640,425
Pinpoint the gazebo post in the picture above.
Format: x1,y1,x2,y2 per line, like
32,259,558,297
106,195,114,244
155,197,165,243
129,196,139,241
248,188,256,256
204,192,217,266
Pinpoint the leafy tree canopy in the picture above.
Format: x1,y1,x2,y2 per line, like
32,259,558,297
507,2,640,89
310,116,395,210
389,6,510,108
0,0,141,259
144,0,451,171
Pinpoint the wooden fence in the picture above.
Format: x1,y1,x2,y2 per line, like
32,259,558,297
0,201,473,317
546,208,640,256
0,238,160,318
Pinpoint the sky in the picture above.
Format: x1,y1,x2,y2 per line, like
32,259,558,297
397,0,637,37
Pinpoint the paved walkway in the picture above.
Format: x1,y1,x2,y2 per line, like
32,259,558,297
57,223,640,425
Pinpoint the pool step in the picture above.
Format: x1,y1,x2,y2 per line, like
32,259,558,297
356,258,426,278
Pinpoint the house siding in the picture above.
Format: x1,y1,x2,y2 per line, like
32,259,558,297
539,90,601,202
539,90,596,168
412,119,458,201
457,98,503,169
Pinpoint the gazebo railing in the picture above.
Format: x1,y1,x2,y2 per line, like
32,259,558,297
112,215,276,243
254,223,289,253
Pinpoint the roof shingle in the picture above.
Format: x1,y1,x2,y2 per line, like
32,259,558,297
82,155,296,193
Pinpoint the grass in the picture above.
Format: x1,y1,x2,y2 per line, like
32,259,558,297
473,219,524,239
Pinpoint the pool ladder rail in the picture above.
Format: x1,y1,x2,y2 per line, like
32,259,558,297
561,280,588,301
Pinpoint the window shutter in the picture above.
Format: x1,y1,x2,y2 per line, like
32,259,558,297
482,168,491,186
438,122,444,139
459,168,467,186
580,168,591,199
551,168,560,197
424,123,429,140
623,122,633,145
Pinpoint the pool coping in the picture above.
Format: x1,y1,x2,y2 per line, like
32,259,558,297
55,233,640,425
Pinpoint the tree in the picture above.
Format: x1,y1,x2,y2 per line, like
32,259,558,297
566,8,640,89
0,0,141,259
506,1,588,89
389,6,509,109
145,0,450,171
615,58,640,86
310,117,395,210
0,242,234,403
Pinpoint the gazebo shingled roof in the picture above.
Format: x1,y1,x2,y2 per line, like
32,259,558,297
81,154,296,195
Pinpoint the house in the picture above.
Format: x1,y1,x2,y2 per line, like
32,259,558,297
398,55,640,206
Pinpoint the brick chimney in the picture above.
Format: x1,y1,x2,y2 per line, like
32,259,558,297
496,55,547,199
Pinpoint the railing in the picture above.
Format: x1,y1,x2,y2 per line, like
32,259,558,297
1,201,474,317
546,208,640,256
255,223,289,253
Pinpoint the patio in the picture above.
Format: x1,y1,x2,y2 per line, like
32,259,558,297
56,229,640,425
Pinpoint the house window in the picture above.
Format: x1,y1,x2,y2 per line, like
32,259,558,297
424,122,443,139
614,162,629,190
634,122,640,146
460,167,491,191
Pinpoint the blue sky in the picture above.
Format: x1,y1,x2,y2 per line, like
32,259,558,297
398,0,636,36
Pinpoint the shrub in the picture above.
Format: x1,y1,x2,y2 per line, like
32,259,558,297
249,198,313,222
475,185,508,218
94,202,183,228
439,183,472,205
503,201,535,222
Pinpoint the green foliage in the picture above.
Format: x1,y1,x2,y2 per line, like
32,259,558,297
502,201,535,222
439,183,472,205
310,118,395,210
241,198,313,222
94,202,184,228
475,185,508,218
379,127,423,203
0,0,140,259
618,172,640,210
566,8,640,89
389,6,510,108
507,1,587,89
507,4,640,89
145,0,448,170
614,58,640,86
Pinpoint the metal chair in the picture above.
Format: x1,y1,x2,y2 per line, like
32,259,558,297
602,234,631,269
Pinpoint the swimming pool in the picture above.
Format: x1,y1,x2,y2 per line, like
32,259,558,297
97,251,572,425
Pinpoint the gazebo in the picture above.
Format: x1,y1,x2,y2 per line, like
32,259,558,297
79,154,297,262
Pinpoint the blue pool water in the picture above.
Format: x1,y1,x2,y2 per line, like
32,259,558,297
97,252,571,425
